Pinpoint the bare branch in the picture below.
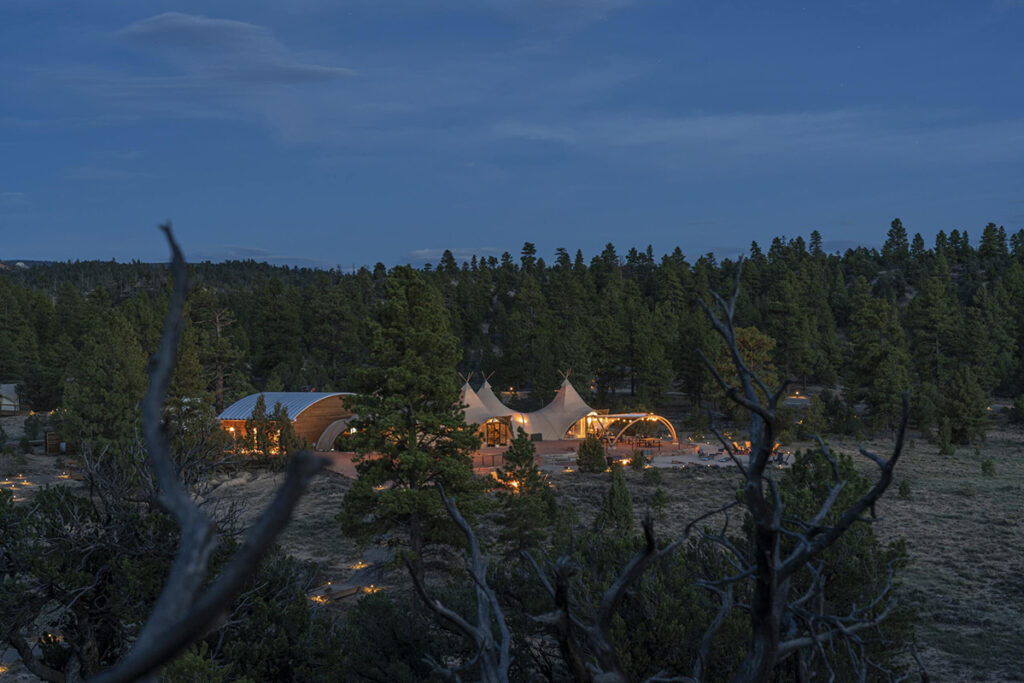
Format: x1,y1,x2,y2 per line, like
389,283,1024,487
408,483,510,683
780,393,909,580
691,587,733,683
698,271,909,682
8,634,64,683
89,226,326,683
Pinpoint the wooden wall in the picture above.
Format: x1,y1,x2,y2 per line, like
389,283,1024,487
293,396,353,446
219,395,353,451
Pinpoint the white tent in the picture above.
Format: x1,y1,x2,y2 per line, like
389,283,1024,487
515,377,595,441
460,380,496,427
477,378,514,418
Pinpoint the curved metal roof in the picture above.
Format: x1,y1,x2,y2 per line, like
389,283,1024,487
217,392,353,421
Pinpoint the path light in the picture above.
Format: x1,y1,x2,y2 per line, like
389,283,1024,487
351,561,369,570
363,585,382,594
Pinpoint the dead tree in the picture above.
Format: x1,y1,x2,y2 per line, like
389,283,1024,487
89,226,326,683
525,515,686,683
697,260,909,682
409,483,512,683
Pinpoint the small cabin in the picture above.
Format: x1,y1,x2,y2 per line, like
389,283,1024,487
218,392,354,451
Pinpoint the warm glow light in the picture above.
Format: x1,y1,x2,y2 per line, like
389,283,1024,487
351,561,369,570
363,584,382,594
310,595,329,604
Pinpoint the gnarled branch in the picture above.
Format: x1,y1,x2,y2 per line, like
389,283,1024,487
89,226,326,683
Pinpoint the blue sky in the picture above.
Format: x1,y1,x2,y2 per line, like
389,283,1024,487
2,1,1023,267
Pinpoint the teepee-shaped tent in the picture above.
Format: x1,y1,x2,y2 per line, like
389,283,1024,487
477,376,514,417
459,377,495,426
517,376,595,441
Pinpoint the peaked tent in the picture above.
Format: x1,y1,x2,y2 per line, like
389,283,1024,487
460,380,495,427
516,378,595,441
477,378,514,417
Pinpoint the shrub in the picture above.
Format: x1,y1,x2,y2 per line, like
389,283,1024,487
937,418,955,455
576,435,607,473
650,486,668,518
19,436,32,454
981,458,995,477
23,413,45,441
642,466,662,486
898,479,911,499
630,449,646,471
595,464,633,532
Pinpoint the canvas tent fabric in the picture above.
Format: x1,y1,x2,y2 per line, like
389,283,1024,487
477,379,513,418
461,377,597,441
516,378,595,441
460,381,497,426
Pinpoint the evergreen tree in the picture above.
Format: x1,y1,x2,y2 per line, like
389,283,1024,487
797,394,827,439
881,218,910,266
338,266,480,579
272,403,307,457
243,394,275,457
941,366,989,444
845,280,911,432
595,463,633,532
495,427,556,553
576,434,607,473
62,309,147,452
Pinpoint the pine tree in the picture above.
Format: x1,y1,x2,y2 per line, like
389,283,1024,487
62,309,147,453
797,394,827,440
650,486,669,519
576,434,607,473
845,281,911,432
338,266,480,579
941,367,989,444
595,463,633,532
881,218,910,266
243,394,275,457
272,403,307,457
495,427,555,553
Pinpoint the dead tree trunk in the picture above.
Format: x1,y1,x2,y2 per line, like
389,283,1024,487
88,226,326,683
697,260,910,682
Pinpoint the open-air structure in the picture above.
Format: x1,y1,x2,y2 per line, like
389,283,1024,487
460,373,677,447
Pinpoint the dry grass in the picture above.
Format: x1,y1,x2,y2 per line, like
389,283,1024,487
542,430,1024,682
5,417,1022,680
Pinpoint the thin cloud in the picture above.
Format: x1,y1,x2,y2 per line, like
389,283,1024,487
0,191,28,206
490,109,1024,169
118,13,355,85
64,166,152,181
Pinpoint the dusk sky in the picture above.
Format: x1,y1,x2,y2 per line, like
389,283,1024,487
3,1,1023,268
